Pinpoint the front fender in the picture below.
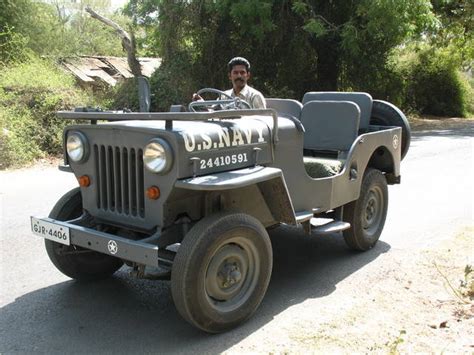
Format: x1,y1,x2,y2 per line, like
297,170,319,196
175,166,281,190
175,166,296,225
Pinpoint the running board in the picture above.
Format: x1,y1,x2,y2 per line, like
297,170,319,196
310,220,351,234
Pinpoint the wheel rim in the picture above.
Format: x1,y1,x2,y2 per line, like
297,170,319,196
205,235,260,312
362,185,384,237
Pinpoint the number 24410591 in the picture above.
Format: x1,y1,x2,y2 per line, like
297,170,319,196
200,153,248,170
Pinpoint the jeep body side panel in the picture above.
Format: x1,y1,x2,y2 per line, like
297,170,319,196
260,114,401,212
330,126,401,208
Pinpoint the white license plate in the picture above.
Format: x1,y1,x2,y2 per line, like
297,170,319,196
31,217,70,245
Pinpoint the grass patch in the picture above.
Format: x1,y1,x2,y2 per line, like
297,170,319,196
0,56,103,169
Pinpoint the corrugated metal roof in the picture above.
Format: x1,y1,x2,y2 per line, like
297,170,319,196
61,56,161,86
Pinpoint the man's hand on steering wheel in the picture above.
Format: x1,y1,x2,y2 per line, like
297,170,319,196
192,93,204,102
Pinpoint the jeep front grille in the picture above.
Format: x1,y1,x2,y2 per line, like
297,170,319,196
94,145,145,218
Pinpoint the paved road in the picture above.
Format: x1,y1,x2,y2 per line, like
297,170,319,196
1,124,472,353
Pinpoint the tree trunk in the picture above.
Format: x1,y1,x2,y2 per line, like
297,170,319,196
85,6,142,77
314,37,341,91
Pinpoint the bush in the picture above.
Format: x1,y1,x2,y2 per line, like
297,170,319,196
0,56,97,169
111,78,140,111
0,104,43,167
404,48,470,117
149,52,198,111
0,27,31,65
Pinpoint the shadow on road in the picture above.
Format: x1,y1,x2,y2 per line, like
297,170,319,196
1,226,390,353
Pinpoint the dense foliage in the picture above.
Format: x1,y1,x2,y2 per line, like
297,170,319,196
124,0,472,115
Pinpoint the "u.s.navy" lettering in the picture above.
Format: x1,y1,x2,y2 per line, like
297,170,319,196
181,126,265,152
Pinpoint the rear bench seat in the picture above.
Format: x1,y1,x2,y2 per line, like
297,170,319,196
301,101,361,178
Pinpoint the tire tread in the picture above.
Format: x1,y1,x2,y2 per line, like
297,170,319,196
171,212,272,333
343,168,388,251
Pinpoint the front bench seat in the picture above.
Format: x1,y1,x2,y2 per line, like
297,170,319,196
302,92,372,132
301,100,360,178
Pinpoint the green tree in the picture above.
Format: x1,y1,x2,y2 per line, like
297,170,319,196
1,0,130,62
125,0,440,109
430,0,473,69
292,0,437,93
0,0,35,63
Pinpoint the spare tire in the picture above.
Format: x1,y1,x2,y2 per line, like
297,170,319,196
370,100,411,160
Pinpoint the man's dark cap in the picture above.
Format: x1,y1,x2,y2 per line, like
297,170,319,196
228,57,251,72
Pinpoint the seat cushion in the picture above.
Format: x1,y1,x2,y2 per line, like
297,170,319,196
304,157,344,178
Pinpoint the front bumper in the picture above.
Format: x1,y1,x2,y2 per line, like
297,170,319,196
31,217,162,267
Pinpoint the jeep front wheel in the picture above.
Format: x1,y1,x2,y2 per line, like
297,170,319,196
45,187,123,281
343,168,388,251
171,213,273,333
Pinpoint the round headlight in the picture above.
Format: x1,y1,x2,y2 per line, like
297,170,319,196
143,138,173,173
66,132,87,163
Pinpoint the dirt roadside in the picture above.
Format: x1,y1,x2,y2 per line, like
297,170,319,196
225,228,473,354
295,228,473,353
408,115,474,131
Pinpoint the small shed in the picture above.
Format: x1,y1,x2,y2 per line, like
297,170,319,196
61,56,161,86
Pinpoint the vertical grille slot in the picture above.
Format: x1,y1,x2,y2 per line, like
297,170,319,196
114,147,122,213
106,146,114,211
129,148,137,216
94,144,145,218
137,149,144,217
122,148,129,214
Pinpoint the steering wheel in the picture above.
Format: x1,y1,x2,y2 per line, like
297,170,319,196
188,88,251,112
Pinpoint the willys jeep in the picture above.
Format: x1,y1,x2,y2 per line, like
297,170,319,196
31,88,410,333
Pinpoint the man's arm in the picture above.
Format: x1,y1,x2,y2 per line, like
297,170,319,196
251,92,266,109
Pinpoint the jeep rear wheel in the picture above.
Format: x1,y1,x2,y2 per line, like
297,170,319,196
45,187,123,281
343,169,388,251
171,213,272,333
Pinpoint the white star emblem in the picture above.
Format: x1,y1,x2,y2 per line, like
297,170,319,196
393,135,399,150
107,240,118,254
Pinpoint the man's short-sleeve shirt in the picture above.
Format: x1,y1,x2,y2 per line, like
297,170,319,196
223,85,266,109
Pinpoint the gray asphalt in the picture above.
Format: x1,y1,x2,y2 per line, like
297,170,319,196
1,124,472,354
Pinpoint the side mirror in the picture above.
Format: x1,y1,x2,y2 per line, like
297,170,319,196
137,76,151,112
